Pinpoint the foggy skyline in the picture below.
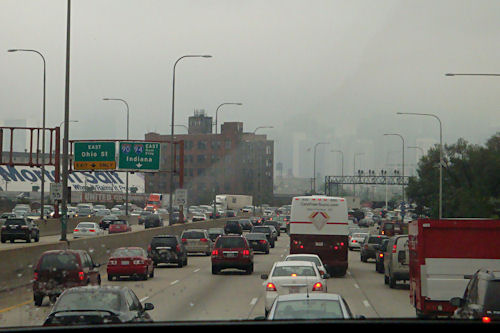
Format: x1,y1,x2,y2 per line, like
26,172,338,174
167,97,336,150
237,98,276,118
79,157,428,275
1,0,499,179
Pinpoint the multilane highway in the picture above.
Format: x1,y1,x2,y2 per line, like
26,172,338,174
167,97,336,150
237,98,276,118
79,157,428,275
0,227,415,327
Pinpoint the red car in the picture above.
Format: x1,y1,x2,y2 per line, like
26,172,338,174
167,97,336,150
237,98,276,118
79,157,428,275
107,247,154,281
211,235,254,275
108,220,132,234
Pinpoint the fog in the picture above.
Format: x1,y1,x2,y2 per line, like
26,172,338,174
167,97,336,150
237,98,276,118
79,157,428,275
1,0,499,179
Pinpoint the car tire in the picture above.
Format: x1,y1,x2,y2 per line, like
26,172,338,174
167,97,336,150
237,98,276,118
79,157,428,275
389,274,396,289
107,274,114,281
1,237,5,243
178,260,183,268
150,268,154,278
246,264,253,275
26,235,31,243
212,265,219,275
384,274,389,285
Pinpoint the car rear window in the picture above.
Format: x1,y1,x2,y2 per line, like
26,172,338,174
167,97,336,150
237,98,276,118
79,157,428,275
152,237,178,247
39,253,79,271
215,237,246,248
111,248,145,257
286,256,321,266
245,233,266,240
368,236,386,244
112,220,127,225
182,231,205,239
4,219,26,226
252,227,270,233
54,290,121,312
77,223,95,228
272,265,316,277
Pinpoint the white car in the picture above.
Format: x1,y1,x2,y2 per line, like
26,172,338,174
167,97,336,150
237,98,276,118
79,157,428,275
349,232,369,250
73,222,104,238
284,254,329,278
261,261,328,316
192,212,207,222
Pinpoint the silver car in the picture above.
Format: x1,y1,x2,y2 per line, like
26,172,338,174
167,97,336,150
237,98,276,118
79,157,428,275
349,232,369,251
264,293,364,320
181,229,213,256
73,222,104,238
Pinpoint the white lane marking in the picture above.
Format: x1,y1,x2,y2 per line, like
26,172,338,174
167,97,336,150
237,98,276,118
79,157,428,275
140,296,149,302
354,283,360,289
193,268,200,273
250,298,258,306
363,300,371,308
170,280,179,285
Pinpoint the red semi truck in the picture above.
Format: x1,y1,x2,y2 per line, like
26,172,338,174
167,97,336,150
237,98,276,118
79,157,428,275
409,218,500,318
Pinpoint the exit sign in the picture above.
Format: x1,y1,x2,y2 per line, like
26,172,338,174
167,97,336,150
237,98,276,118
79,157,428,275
73,141,116,170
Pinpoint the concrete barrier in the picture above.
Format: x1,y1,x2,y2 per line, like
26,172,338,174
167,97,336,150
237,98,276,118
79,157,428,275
0,217,232,292
34,216,139,237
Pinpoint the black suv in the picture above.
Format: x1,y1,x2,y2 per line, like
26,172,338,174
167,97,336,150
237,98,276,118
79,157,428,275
450,268,500,322
99,215,119,230
148,235,188,268
1,218,40,243
144,214,163,229
360,235,388,262
224,220,243,235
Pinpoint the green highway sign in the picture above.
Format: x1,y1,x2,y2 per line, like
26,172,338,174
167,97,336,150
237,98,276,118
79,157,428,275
118,141,160,172
73,141,116,170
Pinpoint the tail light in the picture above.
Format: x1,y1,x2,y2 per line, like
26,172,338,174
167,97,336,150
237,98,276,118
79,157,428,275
78,271,85,281
200,238,208,242
259,240,267,244
392,244,397,253
242,249,250,256
34,272,39,281
266,282,277,291
482,317,491,324
74,229,79,232
211,249,219,256
89,229,96,233
379,253,384,258
181,238,187,243
312,282,324,291
147,245,151,252
176,244,181,252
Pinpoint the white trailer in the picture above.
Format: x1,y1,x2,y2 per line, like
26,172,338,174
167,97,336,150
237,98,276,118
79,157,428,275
216,194,253,212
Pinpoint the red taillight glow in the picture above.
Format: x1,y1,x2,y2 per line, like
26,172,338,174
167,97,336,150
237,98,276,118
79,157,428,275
379,253,384,258
482,317,491,324
74,229,79,232
259,240,267,244
312,282,324,291
181,238,187,243
212,249,219,256
242,249,250,256
78,271,85,281
34,272,38,281
266,282,277,291
200,238,208,242
392,245,397,253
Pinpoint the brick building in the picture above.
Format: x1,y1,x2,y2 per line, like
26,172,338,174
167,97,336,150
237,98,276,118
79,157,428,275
144,111,274,205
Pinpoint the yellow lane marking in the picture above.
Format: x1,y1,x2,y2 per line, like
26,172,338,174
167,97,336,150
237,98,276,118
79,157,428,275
0,300,32,314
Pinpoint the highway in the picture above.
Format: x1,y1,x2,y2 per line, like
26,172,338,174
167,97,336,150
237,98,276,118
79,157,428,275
0,228,415,328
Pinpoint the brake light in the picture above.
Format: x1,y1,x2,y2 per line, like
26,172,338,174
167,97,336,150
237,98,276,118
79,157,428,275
379,253,384,258
259,240,267,244
147,245,151,252
182,238,187,243
392,244,397,253
89,229,96,232
266,282,277,291
312,282,324,291
74,229,79,232
482,317,491,324
78,271,85,281
176,244,181,252
200,238,208,242
242,249,250,256
212,249,219,256
34,272,38,281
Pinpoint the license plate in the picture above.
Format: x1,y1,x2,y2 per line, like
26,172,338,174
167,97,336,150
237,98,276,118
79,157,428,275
315,242,323,246
121,261,129,265
224,252,237,258
289,286,300,293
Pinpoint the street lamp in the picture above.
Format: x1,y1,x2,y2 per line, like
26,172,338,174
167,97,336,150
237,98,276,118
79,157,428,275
8,48,47,220
384,133,405,203
353,153,364,197
311,142,329,194
253,126,273,134
103,98,130,215
212,102,242,219
169,54,212,225
331,150,344,195
397,112,442,219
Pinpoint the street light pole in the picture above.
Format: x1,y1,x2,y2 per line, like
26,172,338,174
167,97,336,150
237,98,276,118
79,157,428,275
353,153,364,197
384,133,405,203
312,142,329,194
103,98,129,215
397,112,442,219
8,48,47,220
212,102,242,219
169,55,211,225
331,150,344,195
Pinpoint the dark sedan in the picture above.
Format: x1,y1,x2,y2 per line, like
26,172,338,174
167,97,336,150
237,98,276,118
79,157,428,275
43,286,154,326
244,233,270,254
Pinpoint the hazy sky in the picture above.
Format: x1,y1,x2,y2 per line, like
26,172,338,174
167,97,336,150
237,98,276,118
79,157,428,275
1,0,499,177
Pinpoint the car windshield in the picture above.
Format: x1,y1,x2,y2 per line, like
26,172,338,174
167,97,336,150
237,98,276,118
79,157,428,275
272,265,317,277
245,233,266,240
77,223,95,228
54,291,122,312
273,299,344,320
2,0,500,328
4,219,26,226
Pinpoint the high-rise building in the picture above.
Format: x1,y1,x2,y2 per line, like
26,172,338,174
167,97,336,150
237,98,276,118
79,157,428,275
145,112,274,205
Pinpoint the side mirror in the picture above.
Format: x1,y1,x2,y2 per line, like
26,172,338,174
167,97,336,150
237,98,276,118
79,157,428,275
450,297,463,307
143,303,154,311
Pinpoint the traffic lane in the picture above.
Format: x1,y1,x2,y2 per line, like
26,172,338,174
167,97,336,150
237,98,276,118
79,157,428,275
0,232,288,326
346,247,415,318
